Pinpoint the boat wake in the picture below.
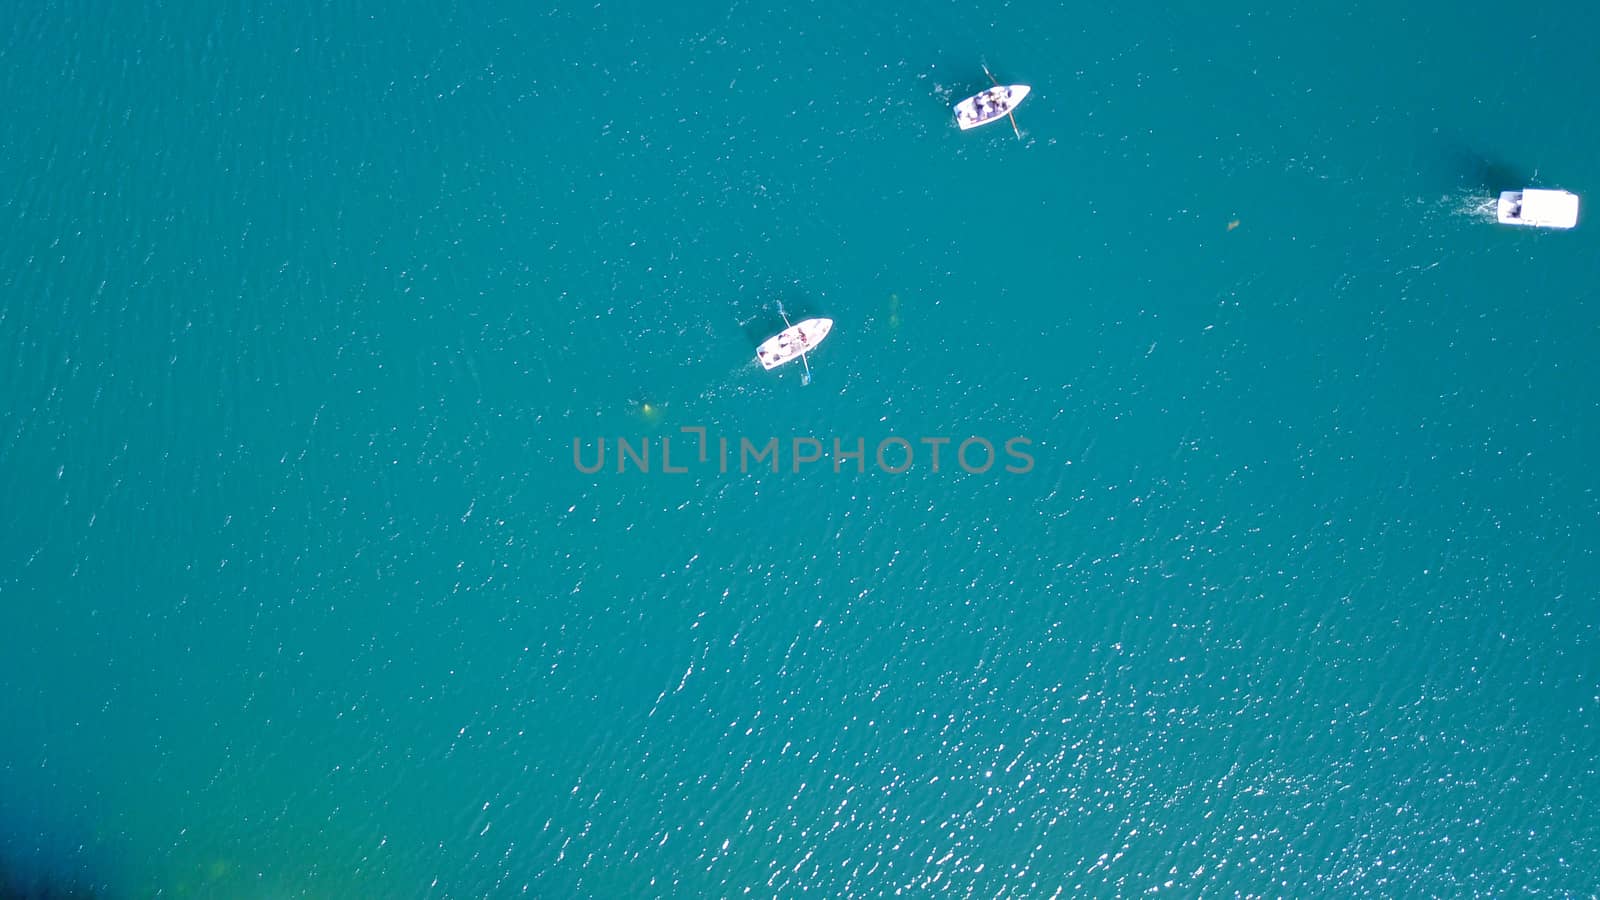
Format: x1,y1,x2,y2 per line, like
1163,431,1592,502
695,361,764,404
1446,190,1501,222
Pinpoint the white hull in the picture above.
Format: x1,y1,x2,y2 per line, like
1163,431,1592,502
757,318,832,370
1498,189,1579,229
954,84,1030,130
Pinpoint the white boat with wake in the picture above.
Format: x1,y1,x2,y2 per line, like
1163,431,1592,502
1498,188,1580,229
756,306,831,385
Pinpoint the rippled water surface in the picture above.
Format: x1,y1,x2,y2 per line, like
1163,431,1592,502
2,0,1598,896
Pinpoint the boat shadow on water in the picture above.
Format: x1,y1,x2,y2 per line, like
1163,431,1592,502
924,56,980,99
1441,142,1534,195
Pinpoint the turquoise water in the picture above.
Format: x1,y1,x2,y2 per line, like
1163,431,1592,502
3,0,1599,896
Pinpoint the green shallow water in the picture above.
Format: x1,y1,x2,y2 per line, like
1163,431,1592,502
2,0,1598,896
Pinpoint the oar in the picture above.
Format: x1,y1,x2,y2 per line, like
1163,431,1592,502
983,64,1023,140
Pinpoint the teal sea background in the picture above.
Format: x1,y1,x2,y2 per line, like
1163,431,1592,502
2,0,1598,896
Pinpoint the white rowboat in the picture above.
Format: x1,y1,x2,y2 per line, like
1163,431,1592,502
954,84,1030,131
756,318,832,371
